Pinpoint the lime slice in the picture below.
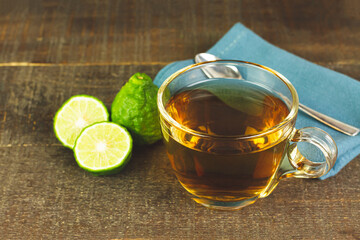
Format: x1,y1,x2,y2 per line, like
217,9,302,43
54,95,109,149
74,122,132,175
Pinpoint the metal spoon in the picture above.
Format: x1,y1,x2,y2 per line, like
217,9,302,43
195,53,360,136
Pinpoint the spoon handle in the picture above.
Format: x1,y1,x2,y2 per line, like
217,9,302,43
298,103,359,136
195,53,360,136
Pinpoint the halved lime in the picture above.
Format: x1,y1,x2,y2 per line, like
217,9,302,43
73,122,132,175
54,95,109,149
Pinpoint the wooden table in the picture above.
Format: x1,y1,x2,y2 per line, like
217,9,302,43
1,0,359,239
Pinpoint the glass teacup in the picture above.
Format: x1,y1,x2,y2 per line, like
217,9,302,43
157,61,337,210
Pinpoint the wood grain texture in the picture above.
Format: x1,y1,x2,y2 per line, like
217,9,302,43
0,0,359,71
0,0,359,239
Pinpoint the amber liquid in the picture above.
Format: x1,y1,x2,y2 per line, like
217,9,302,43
164,80,290,201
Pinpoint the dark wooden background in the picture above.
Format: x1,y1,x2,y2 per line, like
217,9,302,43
0,0,359,239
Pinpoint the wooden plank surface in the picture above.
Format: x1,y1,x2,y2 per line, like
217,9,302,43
0,0,359,239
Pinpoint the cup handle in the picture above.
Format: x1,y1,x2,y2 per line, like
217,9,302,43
283,127,337,179
260,127,337,198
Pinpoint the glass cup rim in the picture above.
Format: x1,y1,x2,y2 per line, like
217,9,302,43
157,60,299,140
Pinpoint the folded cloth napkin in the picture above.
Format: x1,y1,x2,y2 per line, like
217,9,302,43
154,22,360,179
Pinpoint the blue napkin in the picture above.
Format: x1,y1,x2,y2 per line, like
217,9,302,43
154,23,360,179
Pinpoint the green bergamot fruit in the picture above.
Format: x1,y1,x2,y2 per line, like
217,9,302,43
111,73,162,145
